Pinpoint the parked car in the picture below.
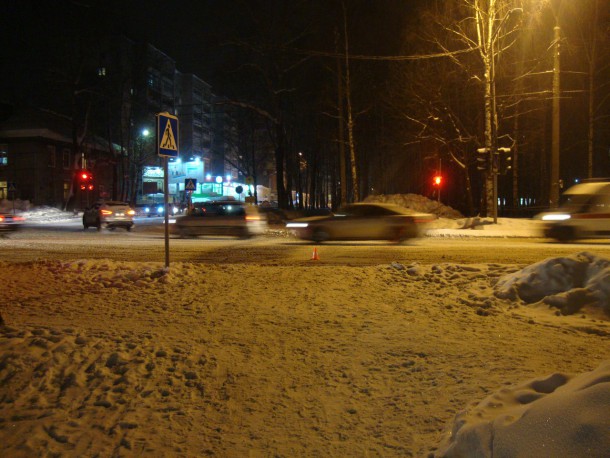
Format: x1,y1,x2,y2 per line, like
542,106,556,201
286,202,436,243
174,200,267,238
536,180,610,242
0,212,25,233
83,201,135,231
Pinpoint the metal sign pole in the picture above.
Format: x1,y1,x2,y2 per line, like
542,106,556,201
164,156,170,268
157,111,179,269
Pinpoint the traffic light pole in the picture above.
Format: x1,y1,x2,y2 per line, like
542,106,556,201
477,148,511,224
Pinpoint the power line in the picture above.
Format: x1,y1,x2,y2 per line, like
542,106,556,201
287,46,478,61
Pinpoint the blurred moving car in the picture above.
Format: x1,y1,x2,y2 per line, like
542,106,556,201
83,201,135,231
174,200,267,238
286,202,436,243
0,212,25,233
536,180,610,242
135,203,180,217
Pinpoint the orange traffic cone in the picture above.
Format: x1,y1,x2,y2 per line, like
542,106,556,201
311,247,320,261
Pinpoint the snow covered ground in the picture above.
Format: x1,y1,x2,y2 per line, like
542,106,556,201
1,202,609,456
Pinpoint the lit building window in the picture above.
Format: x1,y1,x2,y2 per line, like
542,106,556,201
0,144,7,166
97,67,107,77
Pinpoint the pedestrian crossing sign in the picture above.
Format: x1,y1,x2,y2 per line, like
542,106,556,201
157,112,179,157
185,178,197,191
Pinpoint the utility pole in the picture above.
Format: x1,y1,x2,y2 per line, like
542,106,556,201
550,23,561,207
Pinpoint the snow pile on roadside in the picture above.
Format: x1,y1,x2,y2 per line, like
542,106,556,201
365,193,463,218
433,252,610,456
15,206,80,224
425,217,543,237
495,251,610,315
48,260,173,287
435,360,610,457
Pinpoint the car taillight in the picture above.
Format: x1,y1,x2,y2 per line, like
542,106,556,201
0,216,4,222
246,215,261,221
127,210,135,216
101,209,113,215
13,216,24,221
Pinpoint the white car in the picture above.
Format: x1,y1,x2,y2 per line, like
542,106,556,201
536,180,610,242
0,212,25,233
83,201,135,231
286,202,436,243
175,200,266,238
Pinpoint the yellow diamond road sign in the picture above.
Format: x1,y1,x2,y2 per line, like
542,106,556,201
157,112,179,157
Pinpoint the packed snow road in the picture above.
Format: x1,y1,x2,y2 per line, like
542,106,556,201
3,226,610,266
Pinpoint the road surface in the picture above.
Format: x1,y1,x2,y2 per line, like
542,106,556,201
2,223,610,266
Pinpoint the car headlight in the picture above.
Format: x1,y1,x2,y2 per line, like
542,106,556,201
157,206,164,213
144,207,150,213
286,222,309,228
541,213,571,221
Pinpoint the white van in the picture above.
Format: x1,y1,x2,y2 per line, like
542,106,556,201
537,180,610,242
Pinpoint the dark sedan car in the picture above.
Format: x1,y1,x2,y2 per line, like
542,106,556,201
0,212,25,234
286,202,436,243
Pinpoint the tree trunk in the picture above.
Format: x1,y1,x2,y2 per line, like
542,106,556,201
275,122,288,208
342,3,358,202
336,29,347,207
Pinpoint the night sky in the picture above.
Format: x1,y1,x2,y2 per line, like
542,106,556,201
4,0,609,213
2,0,418,98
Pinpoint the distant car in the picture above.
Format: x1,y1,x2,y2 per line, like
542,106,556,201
0,212,25,233
174,200,267,238
286,202,436,243
83,201,135,231
134,204,152,217
536,180,610,242
135,203,180,217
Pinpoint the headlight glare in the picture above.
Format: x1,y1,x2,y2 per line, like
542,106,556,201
542,213,571,221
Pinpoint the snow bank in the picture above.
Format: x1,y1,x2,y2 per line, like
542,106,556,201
495,252,610,315
435,360,610,457
364,193,463,218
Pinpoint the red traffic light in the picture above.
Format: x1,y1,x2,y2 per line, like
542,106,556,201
79,170,93,181
432,175,443,186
